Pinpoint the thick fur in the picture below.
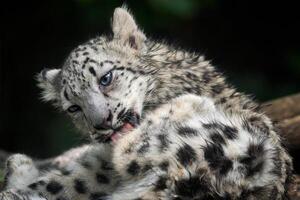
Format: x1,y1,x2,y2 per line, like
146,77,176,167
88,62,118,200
0,7,292,200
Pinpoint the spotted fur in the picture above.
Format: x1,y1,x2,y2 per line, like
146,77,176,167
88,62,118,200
0,7,292,200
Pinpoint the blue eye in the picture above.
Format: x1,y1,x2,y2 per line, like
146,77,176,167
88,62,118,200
99,71,113,86
67,105,81,113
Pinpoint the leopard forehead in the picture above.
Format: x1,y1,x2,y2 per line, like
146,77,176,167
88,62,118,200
60,37,142,94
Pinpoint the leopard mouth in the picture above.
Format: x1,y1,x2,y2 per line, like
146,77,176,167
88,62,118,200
109,122,135,143
95,111,140,143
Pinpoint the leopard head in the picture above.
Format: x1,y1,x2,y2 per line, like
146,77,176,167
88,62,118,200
37,7,157,143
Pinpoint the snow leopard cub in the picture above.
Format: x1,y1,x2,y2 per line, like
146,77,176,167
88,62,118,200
0,7,292,200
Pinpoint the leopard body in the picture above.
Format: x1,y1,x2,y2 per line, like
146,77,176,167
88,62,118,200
0,7,292,200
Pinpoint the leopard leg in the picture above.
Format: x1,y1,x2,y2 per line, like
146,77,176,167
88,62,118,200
1,144,118,200
4,154,39,190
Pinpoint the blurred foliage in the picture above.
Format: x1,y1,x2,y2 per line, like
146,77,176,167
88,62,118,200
287,52,300,76
149,0,201,18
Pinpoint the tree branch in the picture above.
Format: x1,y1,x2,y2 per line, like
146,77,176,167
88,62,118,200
263,93,300,149
288,175,300,200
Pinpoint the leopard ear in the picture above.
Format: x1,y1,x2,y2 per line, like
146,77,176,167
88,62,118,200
112,7,146,51
36,68,62,102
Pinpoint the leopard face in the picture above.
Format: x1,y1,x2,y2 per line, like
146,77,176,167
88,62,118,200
37,8,156,143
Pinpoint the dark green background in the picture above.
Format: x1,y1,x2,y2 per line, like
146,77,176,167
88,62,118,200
1,0,299,170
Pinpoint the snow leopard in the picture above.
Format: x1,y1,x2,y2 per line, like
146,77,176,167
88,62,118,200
0,7,293,200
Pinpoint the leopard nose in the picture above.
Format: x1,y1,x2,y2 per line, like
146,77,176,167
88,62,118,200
93,112,113,131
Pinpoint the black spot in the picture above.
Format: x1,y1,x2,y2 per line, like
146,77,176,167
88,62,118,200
80,161,92,169
177,126,198,137
82,52,89,56
185,72,198,80
248,116,270,134
212,84,224,94
269,187,279,199
240,142,265,177
74,179,88,194
104,60,114,64
175,176,211,199
202,71,211,84
222,125,238,140
63,89,70,101
56,197,68,200
28,182,38,190
61,168,71,176
210,132,225,145
202,123,215,130
46,180,63,194
137,140,150,154
72,60,79,65
219,159,233,175
239,186,266,199
219,97,227,104
83,57,90,64
89,59,98,64
142,163,152,172
159,161,169,171
96,173,110,184
154,177,167,191
101,160,113,170
242,121,253,134
203,122,238,140
116,66,125,71
38,180,46,186
89,192,107,200
157,134,169,152
107,111,113,122
126,67,137,74
127,160,141,176
176,144,197,166
117,108,126,119
204,143,233,175
139,70,146,75
89,67,96,76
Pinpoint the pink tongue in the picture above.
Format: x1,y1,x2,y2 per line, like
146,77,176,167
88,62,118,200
111,133,120,142
111,123,134,143
121,123,134,132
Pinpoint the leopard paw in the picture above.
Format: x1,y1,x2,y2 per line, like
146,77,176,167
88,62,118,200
0,189,46,200
4,154,39,190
